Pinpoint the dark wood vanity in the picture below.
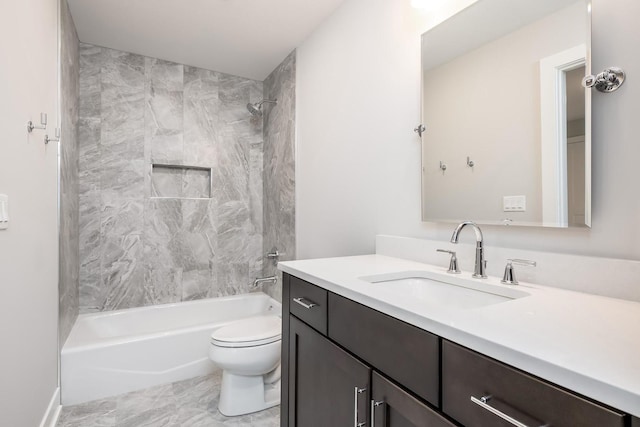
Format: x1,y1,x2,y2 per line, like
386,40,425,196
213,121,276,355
281,273,637,427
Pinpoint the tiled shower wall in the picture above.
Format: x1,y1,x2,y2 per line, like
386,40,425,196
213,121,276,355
78,43,265,312
262,52,296,303
59,0,80,344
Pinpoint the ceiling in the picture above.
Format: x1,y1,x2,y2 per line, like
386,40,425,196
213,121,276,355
67,0,346,81
421,0,581,71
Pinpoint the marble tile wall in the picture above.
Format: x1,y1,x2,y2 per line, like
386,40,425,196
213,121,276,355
78,44,265,312
59,0,80,346
262,51,297,303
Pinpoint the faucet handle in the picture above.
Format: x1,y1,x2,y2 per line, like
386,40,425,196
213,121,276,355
501,259,536,285
437,249,461,274
509,259,537,267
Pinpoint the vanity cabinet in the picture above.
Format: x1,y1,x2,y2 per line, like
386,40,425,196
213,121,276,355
284,274,449,427
281,273,631,427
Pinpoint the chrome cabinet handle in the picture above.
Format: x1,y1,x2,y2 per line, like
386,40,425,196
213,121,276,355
371,399,384,427
292,297,317,309
471,395,547,427
354,387,367,427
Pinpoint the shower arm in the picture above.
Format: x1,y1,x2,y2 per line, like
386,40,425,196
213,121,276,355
258,99,277,107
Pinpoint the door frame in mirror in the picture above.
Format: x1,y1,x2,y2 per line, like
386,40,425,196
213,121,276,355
539,44,589,227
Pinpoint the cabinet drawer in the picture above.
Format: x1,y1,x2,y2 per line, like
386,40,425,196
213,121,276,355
372,372,456,427
442,341,626,427
289,276,328,335
328,293,440,406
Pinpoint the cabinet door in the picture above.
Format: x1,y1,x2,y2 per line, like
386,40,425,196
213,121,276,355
371,372,456,427
289,316,371,427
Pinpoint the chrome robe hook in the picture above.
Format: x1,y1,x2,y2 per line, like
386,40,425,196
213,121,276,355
582,67,626,93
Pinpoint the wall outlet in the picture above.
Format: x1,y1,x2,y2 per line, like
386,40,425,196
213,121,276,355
0,194,9,230
503,195,526,212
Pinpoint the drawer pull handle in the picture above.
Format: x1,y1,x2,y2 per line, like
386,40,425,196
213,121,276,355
293,297,317,309
371,399,384,427
471,395,547,427
354,387,367,427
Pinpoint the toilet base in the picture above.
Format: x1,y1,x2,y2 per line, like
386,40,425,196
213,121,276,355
218,370,280,416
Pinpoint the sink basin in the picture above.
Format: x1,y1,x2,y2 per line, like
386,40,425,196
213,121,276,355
359,271,530,310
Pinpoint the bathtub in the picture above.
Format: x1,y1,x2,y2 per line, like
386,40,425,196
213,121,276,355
61,292,281,405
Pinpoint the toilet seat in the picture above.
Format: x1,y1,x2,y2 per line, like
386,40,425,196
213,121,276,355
211,315,281,348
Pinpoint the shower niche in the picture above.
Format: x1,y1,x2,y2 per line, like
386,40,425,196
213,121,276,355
151,164,213,199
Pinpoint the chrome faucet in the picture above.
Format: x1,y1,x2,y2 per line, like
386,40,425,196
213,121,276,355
450,221,487,279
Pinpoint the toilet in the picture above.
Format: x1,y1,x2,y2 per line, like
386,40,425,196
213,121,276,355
209,315,282,416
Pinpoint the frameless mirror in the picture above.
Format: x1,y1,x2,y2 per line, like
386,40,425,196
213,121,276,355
420,0,591,228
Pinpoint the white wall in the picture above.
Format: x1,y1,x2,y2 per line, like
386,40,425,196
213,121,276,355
297,0,640,263
0,0,60,425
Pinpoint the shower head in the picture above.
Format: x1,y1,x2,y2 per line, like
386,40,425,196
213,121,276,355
247,99,277,117
247,102,263,116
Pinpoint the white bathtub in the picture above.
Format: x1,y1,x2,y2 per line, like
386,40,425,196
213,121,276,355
61,292,281,405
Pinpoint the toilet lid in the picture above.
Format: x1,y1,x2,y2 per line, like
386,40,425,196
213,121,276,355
211,315,282,348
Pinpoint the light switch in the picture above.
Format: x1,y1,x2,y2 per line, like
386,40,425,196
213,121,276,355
0,194,9,230
503,195,526,212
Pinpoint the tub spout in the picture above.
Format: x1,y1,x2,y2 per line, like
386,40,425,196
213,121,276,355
252,276,277,288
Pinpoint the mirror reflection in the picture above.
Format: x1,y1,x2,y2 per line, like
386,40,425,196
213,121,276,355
421,0,590,228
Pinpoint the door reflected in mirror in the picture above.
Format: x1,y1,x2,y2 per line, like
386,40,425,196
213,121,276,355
420,0,591,228
566,66,587,226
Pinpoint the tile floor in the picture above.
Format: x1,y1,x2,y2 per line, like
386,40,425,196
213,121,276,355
56,372,280,427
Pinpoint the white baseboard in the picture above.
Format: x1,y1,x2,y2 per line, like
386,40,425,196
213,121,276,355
39,387,61,427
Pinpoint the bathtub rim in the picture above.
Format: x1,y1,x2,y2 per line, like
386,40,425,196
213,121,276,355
63,292,282,354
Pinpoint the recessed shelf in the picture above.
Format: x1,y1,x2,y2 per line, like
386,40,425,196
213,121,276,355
151,164,212,199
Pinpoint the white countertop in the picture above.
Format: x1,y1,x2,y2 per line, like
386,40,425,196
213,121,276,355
279,254,640,417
